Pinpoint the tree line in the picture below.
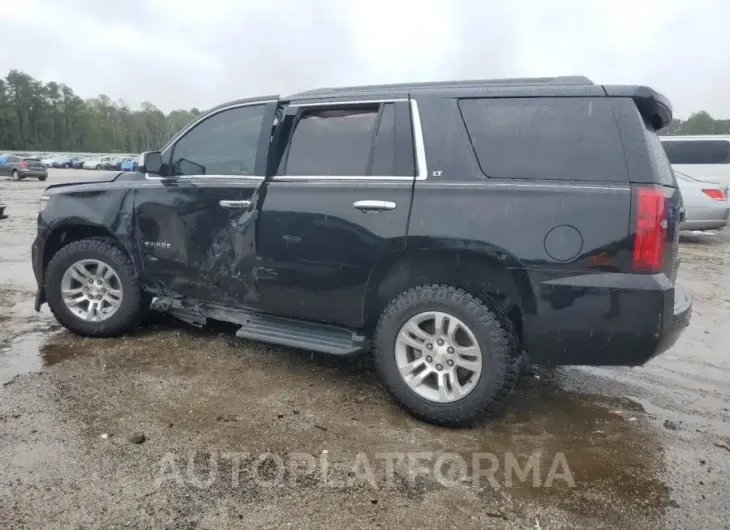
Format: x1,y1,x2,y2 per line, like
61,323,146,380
1,69,729,153
0,69,200,154
664,111,730,136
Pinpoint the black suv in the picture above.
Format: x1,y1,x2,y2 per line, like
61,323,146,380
32,76,692,426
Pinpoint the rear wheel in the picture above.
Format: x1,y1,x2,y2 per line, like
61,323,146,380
45,238,144,337
374,284,516,427
11,170,20,181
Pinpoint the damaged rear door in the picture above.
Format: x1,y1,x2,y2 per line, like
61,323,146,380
135,98,278,307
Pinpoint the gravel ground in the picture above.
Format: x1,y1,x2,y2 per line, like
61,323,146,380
1,169,729,529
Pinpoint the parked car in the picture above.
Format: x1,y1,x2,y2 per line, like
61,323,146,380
0,155,48,181
41,157,56,168
675,171,729,231
31,76,691,426
661,135,730,187
71,157,87,169
82,156,113,170
52,156,77,168
120,158,138,172
102,156,125,171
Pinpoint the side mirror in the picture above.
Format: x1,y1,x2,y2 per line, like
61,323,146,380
138,151,163,174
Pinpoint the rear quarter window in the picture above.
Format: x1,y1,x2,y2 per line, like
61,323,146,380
660,139,730,165
458,97,628,182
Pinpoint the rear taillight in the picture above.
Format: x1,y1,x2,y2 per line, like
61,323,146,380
633,187,667,273
18,161,27,167
702,188,726,201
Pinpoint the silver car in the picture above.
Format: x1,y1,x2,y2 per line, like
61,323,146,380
675,171,729,231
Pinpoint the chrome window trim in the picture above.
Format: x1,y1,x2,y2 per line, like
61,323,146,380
272,175,413,182
272,99,427,182
146,100,275,181
145,174,265,181
289,98,408,107
410,99,428,181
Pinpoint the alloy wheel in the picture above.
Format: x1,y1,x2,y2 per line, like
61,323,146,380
395,311,483,403
60,259,123,322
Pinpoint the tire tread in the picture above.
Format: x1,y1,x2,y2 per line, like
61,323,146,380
374,284,518,427
44,238,142,337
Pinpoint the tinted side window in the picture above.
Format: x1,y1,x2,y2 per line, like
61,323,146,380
283,107,378,176
370,103,396,176
661,140,730,165
171,104,265,176
459,97,628,182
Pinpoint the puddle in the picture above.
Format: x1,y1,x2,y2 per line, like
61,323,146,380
0,329,96,385
1,332,46,385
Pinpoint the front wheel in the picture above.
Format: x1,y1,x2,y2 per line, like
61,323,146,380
38,174,47,181
44,238,144,337
374,284,516,427
11,170,20,181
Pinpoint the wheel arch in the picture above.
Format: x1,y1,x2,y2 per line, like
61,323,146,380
362,247,536,346
42,222,138,279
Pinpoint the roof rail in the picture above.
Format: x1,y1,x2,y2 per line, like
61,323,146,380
288,76,594,98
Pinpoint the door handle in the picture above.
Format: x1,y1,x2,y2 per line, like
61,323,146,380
219,200,252,209
353,200,396,212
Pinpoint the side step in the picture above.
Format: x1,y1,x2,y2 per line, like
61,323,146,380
235,313,369,356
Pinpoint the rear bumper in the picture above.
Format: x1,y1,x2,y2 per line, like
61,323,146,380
523,272,692,366
680,205,729,230
19,170,48,178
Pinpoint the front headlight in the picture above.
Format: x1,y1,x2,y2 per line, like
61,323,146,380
39,195,50,212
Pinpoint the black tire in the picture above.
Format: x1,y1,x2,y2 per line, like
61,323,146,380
0,208,5,218
11,170,20,181
486,301,523,404
44,238,143,337
374,284,517,427
38,174,47,181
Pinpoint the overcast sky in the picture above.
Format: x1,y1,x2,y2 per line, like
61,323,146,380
1,0,728,118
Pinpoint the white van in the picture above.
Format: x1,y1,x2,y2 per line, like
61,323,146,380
660,135,730,187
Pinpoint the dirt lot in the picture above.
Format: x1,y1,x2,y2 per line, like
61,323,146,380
1,169,729,529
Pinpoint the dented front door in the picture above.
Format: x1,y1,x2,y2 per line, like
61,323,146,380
134,98,278,307
135,178,265,305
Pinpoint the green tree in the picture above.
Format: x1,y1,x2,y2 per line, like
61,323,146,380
0,69,203,153
665,111,730,136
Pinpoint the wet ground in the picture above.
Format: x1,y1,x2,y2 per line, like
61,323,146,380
1,169,729,529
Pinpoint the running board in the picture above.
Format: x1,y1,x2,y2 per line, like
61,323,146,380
151,297,369,356
235,313,369,356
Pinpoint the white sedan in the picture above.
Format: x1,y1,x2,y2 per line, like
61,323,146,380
676,171,729,231
82,156,112,170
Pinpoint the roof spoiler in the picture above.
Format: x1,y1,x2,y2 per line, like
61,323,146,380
602,85,673,131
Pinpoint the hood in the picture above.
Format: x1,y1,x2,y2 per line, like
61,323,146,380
43,171,125,192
